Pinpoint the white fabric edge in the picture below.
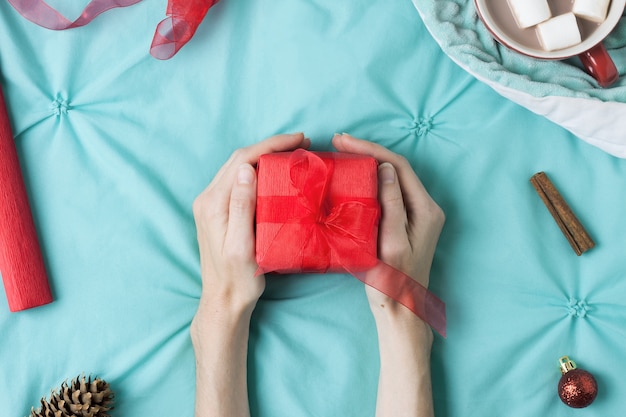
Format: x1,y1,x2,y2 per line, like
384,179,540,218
412,3,626,159
469,66,626,159
479,78,626,159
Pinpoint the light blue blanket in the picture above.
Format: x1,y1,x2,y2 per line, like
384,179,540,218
412,0,626,157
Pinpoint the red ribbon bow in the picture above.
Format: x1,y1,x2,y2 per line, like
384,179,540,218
257,150,446,337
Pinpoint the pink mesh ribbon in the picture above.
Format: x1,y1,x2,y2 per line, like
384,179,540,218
7,0,219,59
256,150,446,337
7,0,142,30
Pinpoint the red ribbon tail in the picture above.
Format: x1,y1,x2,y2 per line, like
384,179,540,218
150,17,187,60
354,261,447,338
150,0,219,60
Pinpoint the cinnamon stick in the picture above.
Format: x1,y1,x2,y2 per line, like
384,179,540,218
530,172,595,256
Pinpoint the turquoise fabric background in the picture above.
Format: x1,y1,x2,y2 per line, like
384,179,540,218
1,0,625,416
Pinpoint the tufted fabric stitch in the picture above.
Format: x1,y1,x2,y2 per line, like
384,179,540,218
49,97,70,117
567,298,590,318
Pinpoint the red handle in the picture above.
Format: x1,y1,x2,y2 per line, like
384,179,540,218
0,87,53,311
578,42,619,88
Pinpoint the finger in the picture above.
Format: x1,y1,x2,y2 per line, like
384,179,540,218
332,133,403,165
217,132,310,183
239,132,311,165
223,164,257,262
206,132,310,221
332,133,431,215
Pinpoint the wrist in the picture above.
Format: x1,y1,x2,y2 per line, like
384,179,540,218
200,284,261,316
371,300,434,347
190,296,256,349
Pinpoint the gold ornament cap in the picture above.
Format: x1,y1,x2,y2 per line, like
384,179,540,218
559,356,577,374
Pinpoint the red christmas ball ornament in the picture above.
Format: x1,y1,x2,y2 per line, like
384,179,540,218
557,356,598,408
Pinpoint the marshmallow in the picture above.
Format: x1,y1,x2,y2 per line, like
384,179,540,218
573,0,610,23
507,0,552,29
536,13,582,51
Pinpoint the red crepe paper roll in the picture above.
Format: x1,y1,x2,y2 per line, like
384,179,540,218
0,87,52,312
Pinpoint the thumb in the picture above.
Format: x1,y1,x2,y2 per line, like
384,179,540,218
378,163,409,249
224,164,257,257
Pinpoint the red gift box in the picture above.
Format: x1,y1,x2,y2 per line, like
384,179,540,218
255,149,380,274
255,149,446,337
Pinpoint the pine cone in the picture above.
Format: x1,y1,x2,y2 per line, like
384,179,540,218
29,375,114,417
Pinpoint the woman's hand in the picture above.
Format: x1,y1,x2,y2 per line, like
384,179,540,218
190,133,310,417
333,133,443,417
192,132,310,316
332,133,445,313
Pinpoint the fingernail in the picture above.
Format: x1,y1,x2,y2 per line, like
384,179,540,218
237,164,254,184
379,163,395,184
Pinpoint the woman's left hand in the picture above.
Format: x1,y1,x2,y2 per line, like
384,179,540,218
192,132,310,316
